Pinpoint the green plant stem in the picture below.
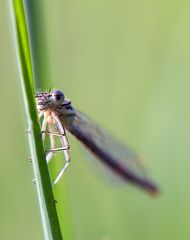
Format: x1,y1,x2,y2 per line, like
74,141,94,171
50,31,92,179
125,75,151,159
10,0,63,239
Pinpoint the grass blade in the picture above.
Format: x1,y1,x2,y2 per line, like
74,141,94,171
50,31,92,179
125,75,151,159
9,0,63,239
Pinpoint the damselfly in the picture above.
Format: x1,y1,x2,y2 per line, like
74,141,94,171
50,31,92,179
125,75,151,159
35,90,158,194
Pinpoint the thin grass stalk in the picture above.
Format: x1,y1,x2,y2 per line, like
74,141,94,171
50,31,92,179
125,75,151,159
9,0,63,239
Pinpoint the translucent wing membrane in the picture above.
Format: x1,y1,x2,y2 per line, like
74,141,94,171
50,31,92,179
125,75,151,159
36,90,158,194
63,110,158,194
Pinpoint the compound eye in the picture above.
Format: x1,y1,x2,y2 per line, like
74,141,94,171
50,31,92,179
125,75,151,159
52,90,65,105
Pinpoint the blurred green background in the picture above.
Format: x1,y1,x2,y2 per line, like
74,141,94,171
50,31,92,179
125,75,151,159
1,0,190,239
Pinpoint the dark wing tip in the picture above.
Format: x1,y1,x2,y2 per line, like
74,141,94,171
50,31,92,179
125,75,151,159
146,183,160,196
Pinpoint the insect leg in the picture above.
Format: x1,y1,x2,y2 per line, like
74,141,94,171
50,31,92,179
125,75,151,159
45,128,57,164
51,114,71,187
38,111,45,120
45,122,69,163
52,146,71,187
38,113,56,163
41,114,48,142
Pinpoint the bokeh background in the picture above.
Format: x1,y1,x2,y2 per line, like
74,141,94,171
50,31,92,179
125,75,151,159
1,0,190,239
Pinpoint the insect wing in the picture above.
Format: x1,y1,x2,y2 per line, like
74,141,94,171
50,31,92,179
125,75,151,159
65,110,158,194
